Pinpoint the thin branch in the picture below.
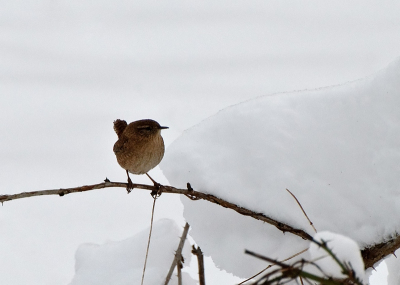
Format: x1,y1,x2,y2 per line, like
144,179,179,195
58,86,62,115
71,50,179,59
0,181,133,202
1,180,400,268
362,234,400,268
164,222,190,285
192,245,205,285
244,250,346,285
238,248,308,284
0,180,313,241
177,259,182,285
286,188,317,233
244,250,291,269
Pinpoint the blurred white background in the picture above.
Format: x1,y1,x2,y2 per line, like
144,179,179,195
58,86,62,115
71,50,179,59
1,0,399,283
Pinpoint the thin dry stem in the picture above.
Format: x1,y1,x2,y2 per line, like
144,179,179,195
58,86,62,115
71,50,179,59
286,188,317,233
192,245,205,285
164,223,190,285
238,248,308,284
141,196,157,285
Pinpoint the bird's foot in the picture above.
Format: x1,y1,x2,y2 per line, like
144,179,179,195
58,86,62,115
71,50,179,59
146,173,163,198
151,185,162,198
126,176,134,193
150,180,163,198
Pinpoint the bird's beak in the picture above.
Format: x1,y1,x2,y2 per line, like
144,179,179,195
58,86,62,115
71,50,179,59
159,126,169,129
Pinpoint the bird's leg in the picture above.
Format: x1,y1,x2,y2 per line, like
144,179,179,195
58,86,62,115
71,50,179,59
146,173,162,197
126,170,134,193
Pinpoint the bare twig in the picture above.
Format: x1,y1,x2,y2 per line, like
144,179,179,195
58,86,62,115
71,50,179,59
238,248,309,284
1,180,400,268
0,181,132,202
244,250,350,285
286,188,317,233
244,250,291,269
177,258,182,285
362,235,400,268
0,180,313,241
164,222,190,285
192,245,205,285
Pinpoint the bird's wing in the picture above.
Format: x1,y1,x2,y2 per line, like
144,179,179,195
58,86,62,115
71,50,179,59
113,136,128,154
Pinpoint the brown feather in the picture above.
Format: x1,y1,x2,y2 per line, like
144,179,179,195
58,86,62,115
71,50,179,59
113,119,128,139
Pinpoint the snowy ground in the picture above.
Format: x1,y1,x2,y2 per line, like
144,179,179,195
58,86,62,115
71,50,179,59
1,0,400,284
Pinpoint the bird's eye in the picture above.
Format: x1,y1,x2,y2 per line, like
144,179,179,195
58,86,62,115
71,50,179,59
138,125,152,131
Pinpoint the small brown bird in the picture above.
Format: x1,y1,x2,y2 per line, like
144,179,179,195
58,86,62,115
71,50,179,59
113,119,168,192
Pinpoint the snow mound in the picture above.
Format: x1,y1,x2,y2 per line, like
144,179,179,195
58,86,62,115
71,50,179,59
160,57,400,277
68,219,195,285
309,231,365,282
386,249,400,285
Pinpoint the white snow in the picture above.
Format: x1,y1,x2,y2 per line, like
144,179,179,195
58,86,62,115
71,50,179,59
309,231,365,282
68,219,195,285
368,261,388,285
385,249,400,285
160,58,400,278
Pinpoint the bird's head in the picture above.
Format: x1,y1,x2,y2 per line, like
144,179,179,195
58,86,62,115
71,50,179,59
134,119,168,137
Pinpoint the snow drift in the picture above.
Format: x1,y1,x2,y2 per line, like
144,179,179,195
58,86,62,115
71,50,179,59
68,219,195,285
160,57,400,277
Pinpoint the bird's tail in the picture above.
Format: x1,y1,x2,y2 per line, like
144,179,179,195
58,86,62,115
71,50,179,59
113,119,128,138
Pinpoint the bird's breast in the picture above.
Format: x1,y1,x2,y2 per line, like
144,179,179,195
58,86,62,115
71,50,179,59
115,135,165,175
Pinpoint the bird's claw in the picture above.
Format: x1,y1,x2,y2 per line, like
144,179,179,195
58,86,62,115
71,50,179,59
151,183,163,198
126,176,134,193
